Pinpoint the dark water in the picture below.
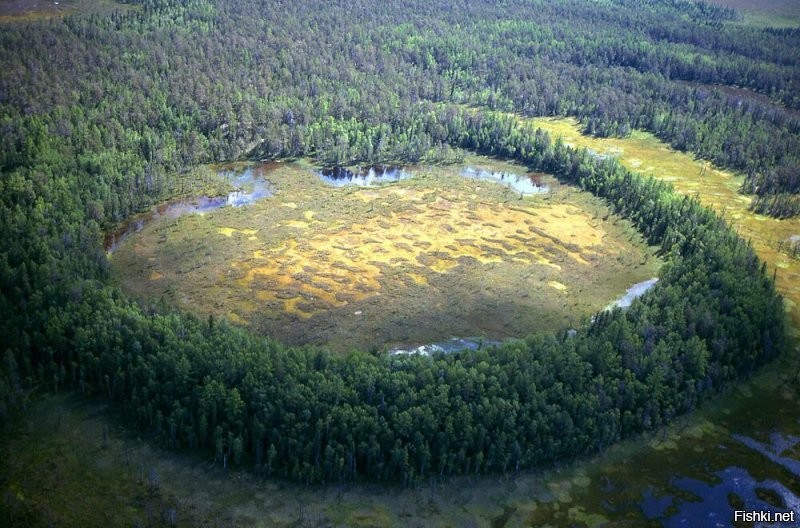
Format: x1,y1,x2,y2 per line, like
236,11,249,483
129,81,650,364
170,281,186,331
104,165,273,253
383,277,800,528
637,432,800,527
642,465,799,526
461,166,550,195
103,159,800,526
217,164,274,205
582,362,800,527
316,165,413,186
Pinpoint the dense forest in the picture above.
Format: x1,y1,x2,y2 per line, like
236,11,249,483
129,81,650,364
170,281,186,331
2,0,800,216
0,0,792,484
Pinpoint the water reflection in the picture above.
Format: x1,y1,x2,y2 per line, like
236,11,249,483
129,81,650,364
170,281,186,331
105,164,273,253
592,278,658,323
217,164,274,205
609,277,659,309
389,337,501,357
317,165,413,186
461,166,550,195
632,431,800,527
642,466,800,527
733,433,800,479
397,278,660,356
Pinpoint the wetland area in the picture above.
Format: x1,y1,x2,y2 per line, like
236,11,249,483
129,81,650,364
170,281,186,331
109,156,659,354
5,127,799,528
95,124,800,526
4,0,800,526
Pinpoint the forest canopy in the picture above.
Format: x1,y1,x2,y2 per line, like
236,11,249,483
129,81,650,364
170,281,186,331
0,0,792,483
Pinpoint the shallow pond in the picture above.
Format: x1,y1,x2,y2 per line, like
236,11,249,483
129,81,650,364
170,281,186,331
101,148,800,526
104,165,273,253
608,277,658,309
641,465,800,527
111,158,660,355
461,166,550,195
519,116,800,528
388,337,502,356
391,276,659,356
316,165,413,186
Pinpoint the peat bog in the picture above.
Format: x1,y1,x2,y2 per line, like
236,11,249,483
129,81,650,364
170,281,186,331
110,156,660,353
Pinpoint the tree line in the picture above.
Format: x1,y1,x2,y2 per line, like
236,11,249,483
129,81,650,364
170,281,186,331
1,0,798,218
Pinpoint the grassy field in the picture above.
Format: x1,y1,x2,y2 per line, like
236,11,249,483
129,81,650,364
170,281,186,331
109,158,660,353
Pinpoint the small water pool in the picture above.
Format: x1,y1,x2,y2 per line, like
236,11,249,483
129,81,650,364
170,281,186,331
461,166,550,195
105,165,274,253
316,165,413,186
389,337,501,357
608,278,659,309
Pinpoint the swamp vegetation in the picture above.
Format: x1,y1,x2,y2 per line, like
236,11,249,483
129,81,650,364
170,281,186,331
1,0,799,525
110,158,659,353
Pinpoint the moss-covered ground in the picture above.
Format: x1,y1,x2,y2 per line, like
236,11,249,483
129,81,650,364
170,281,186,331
706,0,800,27
110,157,660,353
0,0,133,24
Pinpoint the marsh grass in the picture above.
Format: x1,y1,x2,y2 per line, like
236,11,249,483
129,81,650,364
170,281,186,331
705,0,800,27
110,157,660,353
3,347,798,527
531,117,800,328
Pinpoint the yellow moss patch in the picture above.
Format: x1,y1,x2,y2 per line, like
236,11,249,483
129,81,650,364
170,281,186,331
406,273,429,286
282,220,311,229
227,312,246,324
217,227,259,237
229,186,617,319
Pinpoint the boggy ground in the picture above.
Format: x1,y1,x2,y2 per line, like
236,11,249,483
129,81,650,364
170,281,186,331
109,156,660,353
3,353,797,528
705,0,800,27
530,117,800,330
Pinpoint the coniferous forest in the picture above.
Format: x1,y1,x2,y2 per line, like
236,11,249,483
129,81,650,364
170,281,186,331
0,0,795,494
